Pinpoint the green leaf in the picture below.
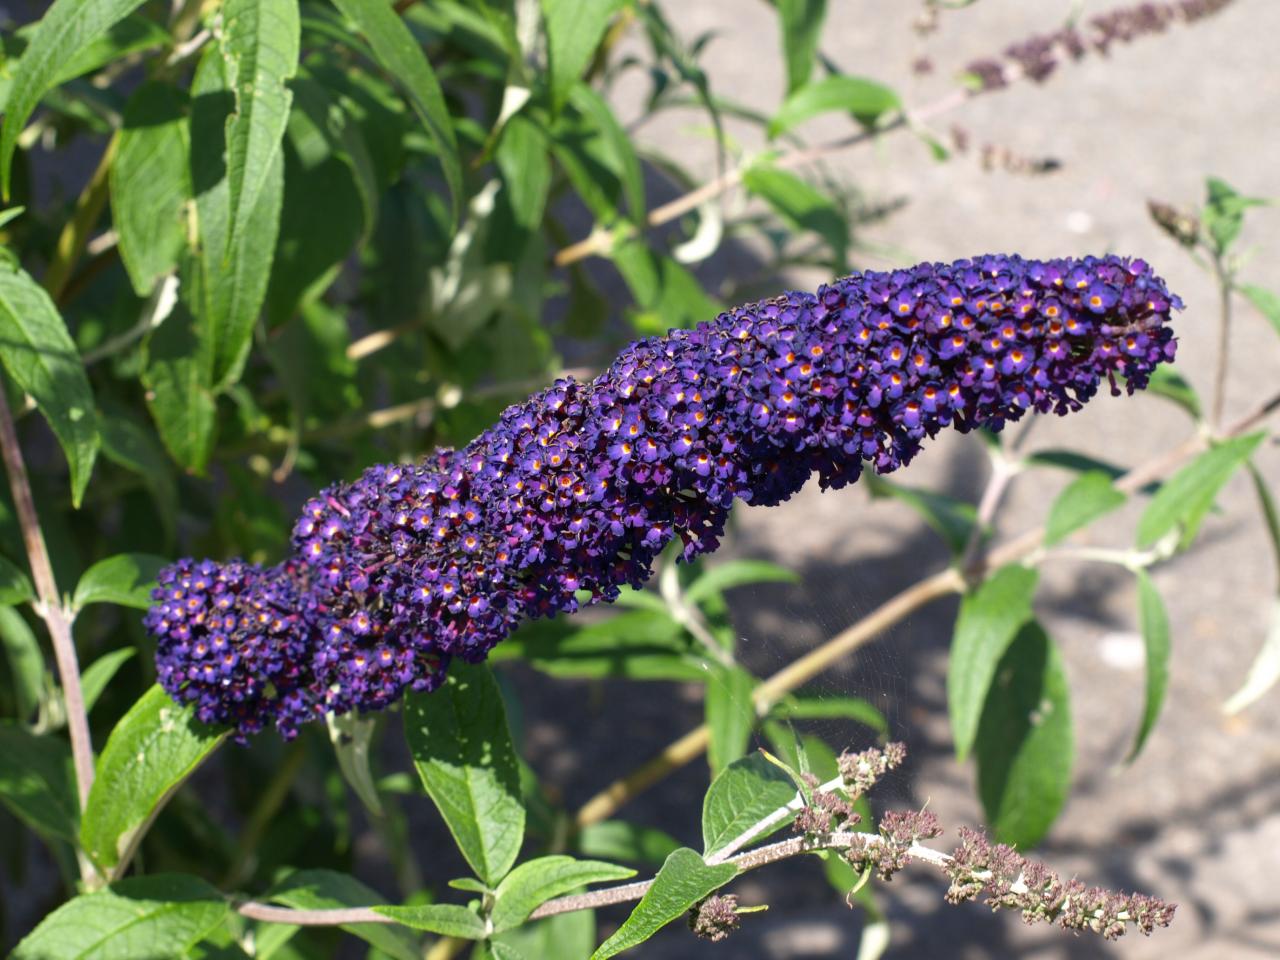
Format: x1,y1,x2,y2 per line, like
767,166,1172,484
0,553,34,605
541,0,624,110
570,83,645,225
767,694,889,739
1023,448,1127,481
1241,283,1280,339
405,662,525,885
1043,471,1127,547
685,560,799,606
1135,432,1265,549
498,611,707,681
742,165,848,270
577,821,683,867
0,723,78,841
373,903,487,940
612,239,720,332
1144,366,1203,422
706,665,757,775
11,874,228,960
326,710,384,817
72,553,166,611
495,114,551,235
591,848,737,959
491,855,635,932
141,301,217,472
495,910,596,960
768,74,900,138
0,263,99,506
100,410,178,543
267,870,420,960
111,82,191,295
0,606,44,721
701,751,798,858
81,647,136,714
332,0,462,227
975,622,1072,849
81,685,228,873
863,473,977,556
187,39,287,390
1126,570,1171,761
777,0,827,94
221,0,299,296
1202,176,1267,254
1224,596,1280,714
0,0,149,197
948,564,1039,760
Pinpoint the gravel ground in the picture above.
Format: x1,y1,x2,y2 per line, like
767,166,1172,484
513,1,1280,958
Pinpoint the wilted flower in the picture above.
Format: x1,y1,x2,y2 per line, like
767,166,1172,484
147,254,1182,738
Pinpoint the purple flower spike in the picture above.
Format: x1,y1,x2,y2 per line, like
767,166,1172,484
147,254,1182,738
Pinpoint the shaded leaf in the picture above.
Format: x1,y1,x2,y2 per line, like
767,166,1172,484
72,553,166,611
591,848,737,959
0,606,43,721
405,662,525,885
975,622,1072,849
0,723,78,841
0,552,34,604
948,564,1039,760
706,664,756,775
863,473,976,555
0,263,99,505
268,870,420,960
1144,366,1202,422
577,821,682,867
141,300,217,472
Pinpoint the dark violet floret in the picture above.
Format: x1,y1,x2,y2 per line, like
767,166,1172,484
148,254,1182,738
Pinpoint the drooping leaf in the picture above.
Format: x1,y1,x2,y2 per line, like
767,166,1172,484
1044,471,1127,546
0,553,33,605
81,647,137,713
768,74,901,138
777,0,827,94
1136,432,1265,549
975,621,1072,849
591,848,737,959
701,751,798,858
331,0,463,227
706,664,757,775
577,821,683,867
541,0,625,110
948,564,1039,760
11,874,227,960
267,870,420,960
742,165,849,270
81,685,228,873
0,263,99,506
863,473,977,556
1224,597,1280,714
0,723,78,842
1126,570,1171,762
490,855,635,932
72,553,166,611
110,82,191,295
404,662,525,885
0,0,149,196
0,606,44,721
1144,366,1203,422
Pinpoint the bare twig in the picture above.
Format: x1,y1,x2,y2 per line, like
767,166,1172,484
0,382,95,822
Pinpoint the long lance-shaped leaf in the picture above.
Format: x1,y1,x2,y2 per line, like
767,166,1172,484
0,0,148,197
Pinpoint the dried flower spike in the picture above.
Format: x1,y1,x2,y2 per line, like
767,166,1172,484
147,254,1182,738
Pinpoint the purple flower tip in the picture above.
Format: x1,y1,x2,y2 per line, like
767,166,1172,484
147,254,1182,738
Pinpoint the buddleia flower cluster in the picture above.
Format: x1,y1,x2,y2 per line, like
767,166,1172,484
965,0,1237,91
146,254,1182,739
